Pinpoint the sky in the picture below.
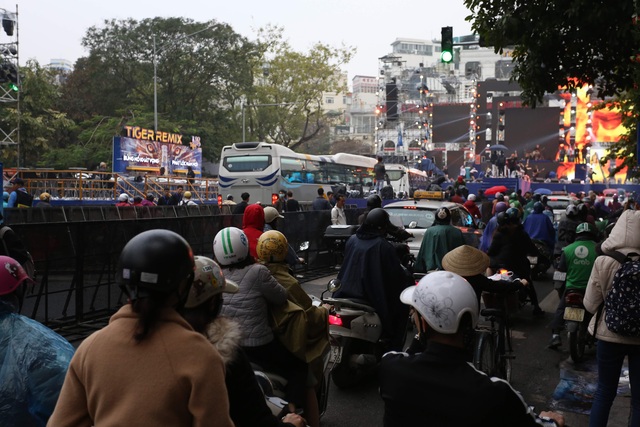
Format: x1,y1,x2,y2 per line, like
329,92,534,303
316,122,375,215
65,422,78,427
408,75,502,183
13,0,474,82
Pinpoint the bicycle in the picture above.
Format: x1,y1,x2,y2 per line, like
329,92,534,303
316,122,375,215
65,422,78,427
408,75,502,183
474,290,517,382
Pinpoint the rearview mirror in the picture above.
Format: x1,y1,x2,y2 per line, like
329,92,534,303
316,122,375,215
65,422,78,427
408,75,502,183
328,279,341,293
408,221,418,229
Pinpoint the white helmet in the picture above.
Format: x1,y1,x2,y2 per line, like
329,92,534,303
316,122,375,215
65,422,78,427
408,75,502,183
118,193,129,202
400,271,478,334
184,256,238,308
263,206,284,224
566,204,579,218
213,227,249,266
468,194,476,202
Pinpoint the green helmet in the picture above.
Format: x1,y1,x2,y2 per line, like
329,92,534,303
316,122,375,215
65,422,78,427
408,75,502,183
510,192,518,200
576,222,597,237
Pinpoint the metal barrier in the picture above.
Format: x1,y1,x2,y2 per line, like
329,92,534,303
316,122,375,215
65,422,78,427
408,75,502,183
5,206,364,342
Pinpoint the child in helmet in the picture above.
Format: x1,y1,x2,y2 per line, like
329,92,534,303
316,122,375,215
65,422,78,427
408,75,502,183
180,256,305,427
258,230,331,427
50,230,235,427
0,256,74,426
214,227,309,419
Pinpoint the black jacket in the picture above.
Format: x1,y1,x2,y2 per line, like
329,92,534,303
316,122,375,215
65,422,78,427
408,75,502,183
232,201,249,215
488,224,538,281
334,227,410,347
380,341,557,427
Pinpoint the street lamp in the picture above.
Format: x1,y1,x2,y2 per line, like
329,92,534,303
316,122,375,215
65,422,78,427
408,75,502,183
153,25,216,132
241,101,301,142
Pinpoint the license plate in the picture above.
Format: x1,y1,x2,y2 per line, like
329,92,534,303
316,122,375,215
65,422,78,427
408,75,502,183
553,271,567,281
528,256,537,264
564,307,585,322
329,345,343,363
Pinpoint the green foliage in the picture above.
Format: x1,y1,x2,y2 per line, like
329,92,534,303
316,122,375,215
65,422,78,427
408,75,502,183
465,0,640,176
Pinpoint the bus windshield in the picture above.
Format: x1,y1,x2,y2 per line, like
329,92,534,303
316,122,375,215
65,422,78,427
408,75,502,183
223,155,272,172
386,170,404,181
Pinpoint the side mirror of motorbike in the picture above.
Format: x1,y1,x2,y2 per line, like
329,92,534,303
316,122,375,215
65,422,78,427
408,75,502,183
408,221,418,229
299,241,309,251
477,221,486,230
328,279,341,293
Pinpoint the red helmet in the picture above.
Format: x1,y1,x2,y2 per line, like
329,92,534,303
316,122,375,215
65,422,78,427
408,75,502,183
0,256,31,296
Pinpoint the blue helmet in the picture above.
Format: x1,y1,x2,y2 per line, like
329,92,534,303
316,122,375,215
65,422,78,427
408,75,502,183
533,202,544,214
505,207,520,223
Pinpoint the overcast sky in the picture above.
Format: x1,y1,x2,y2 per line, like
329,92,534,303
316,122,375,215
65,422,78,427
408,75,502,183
14,0,474,81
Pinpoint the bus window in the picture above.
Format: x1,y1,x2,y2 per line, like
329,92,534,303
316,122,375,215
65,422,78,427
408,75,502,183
307,161,324,183
326,164,346,183
281,157,305,182
223,155,271,172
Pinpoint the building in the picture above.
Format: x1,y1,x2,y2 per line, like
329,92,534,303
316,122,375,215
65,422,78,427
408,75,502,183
47,58,74,84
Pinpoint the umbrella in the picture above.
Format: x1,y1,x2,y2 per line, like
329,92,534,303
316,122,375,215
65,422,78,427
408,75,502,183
488,144,508,151
484,185,508,196
534,188,552,195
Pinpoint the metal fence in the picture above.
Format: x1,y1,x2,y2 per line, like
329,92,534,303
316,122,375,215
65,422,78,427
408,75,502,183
5,206,363,342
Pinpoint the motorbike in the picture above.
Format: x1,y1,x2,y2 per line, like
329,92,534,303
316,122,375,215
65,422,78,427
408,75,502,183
553,270,595,363
253,293,335,420
321,279,385,389
529,239,552,280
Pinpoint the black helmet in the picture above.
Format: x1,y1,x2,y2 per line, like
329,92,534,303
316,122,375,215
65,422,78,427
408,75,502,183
532,193,542,202
118,229,195,299
496,211,509,226
363,208,390,231
366,194,382,210
434,207,452,225
505,207,521,223
533,201,544,214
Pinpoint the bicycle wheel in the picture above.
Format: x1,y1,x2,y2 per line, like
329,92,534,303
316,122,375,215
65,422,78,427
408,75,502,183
496,323,513,382
474,330,496,376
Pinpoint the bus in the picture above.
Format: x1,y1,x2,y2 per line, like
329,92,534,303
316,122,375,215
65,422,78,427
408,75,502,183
385,164,430,198
218,142,378,204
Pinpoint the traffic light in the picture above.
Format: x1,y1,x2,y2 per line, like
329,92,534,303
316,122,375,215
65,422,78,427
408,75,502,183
441,26,453,63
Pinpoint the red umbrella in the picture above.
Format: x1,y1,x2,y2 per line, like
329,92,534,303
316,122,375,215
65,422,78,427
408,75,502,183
484,185,508,196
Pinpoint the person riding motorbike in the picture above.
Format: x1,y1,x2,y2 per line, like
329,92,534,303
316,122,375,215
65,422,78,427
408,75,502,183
258,230,331,427
333,208,411,351
414,207,465,273
214,227,309,418
379,271,565,427
463,194,481,219
548,222,599,349
523,201,556,255
358,194,412,241
554,204,582,264
479,201,508,253
180,256,305,427
488,208,544,316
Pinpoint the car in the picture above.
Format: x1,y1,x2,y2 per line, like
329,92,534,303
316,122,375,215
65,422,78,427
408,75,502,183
384,190,485,256
545,194,578,224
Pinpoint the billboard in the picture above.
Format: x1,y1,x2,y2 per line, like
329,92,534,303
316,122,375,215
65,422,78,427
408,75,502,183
112,126,202,176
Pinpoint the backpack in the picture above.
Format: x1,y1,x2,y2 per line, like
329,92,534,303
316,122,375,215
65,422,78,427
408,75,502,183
602,250,640,336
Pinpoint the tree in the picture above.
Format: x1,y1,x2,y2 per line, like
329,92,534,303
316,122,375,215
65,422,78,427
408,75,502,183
245,25,355,151
465,0,640,176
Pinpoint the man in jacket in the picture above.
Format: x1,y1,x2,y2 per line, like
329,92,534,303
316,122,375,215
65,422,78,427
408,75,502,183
7,178,33,208
463,194,481,219
333,208,410,351
233,192,250,215
523,202,556,254
415,207,465,272
312,188,332,210
479,201,508,253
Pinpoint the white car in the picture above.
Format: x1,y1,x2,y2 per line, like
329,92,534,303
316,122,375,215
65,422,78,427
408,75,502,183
384,193,484,256
545,195,579,224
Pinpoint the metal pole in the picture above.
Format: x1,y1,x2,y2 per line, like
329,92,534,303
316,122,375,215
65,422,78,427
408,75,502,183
153,34,158,132
242,99,245,142
15,4,19,167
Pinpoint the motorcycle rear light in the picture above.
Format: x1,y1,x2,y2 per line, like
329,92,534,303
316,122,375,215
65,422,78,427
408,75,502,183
329,314,343,326
565,292,584,305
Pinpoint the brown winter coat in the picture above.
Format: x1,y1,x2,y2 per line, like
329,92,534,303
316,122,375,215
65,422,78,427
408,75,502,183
47,304,234,427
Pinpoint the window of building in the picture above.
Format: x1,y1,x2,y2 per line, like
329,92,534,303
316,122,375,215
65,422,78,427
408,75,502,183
326,97,334,104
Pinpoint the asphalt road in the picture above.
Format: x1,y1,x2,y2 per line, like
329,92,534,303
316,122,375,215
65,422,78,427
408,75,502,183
301,273,632,427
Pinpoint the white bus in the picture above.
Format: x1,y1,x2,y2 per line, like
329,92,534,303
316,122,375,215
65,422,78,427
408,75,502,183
385,164,430,198
218,142,378,204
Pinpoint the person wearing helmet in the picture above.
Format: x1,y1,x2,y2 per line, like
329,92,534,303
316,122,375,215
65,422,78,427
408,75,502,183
357,194,382,224
415,207,465,273
608,194,622,212
214,227,308,419
50,229,235,427
258,230,331,427
548,222,599,350
554,204,583,262
37,192,52,208
0,256,74,426
463,194,481,219
523,201,556,255
333,208,411,350
115,193,131,207
488,207,545,315
540,195,555,222
479,201,508,253
508,191,523,215
379,271,564,427
178,191,197,206
491,192,505,215
263,207,304,269
358,194,412,241
242,203,265,259
180,256,305,427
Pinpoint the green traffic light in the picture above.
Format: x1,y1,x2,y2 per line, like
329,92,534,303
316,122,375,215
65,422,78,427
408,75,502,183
441,51,453,63
8,82,18,91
